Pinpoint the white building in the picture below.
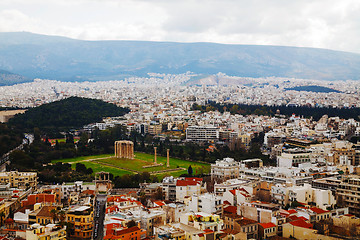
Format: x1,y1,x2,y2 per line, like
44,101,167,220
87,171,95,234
187,193,222,214
186,125,219,141
277,149,313,168
176,178,205,203
222,188,252,205
211,157,240,183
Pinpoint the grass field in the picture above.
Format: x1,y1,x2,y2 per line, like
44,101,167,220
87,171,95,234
51,152,210,178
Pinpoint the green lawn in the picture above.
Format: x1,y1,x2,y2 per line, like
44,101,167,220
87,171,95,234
51,152,210,178
98,152,210,173
80,161,134,176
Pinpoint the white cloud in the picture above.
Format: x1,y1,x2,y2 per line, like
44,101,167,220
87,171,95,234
0,0,359,53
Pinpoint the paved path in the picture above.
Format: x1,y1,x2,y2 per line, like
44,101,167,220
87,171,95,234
92,160,139,174
66,156,113,164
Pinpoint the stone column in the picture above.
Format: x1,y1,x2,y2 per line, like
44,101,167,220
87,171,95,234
130,142,134,159
125,143,129,158
127,143,131,158
154,147,157,164
167,149,170,167
119,142,123,158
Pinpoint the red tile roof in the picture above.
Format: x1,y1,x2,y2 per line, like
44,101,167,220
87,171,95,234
223,200,231,205
224,206,237,214
185,177,203,182
289,219,313,229
287,209,297,214
154,201,165,207
176,180,200,186
310,207,329,214
259,222,276,229
114,226,140,235
229,189,236,195
288,215,299,221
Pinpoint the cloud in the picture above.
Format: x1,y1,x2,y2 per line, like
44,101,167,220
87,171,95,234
0,9,38,32
0,0,359,53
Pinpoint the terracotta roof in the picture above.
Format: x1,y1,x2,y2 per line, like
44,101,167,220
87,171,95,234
4,218,14,224
240,192,251,198
36,206,56,218
288,215,299,221
185,177,203,182
229,189,236,195
289,219,313,229
154,201,165,207
259,222,276,229
224,206,237,214
236,217,258,226
223,200,231,205
238,188,249,194
114,226,140,235
287,209,297,214
310,207,329,214
176,180,200,186
221,229,240,235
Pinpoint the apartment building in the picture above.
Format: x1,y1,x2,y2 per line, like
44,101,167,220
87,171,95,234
186,125,219,141
211,157,240,183
0,171,37,189
336,175,360,216
66,205,94,239
277,149,313,168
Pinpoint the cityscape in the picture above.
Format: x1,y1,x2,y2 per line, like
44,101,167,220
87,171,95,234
1,0,360,240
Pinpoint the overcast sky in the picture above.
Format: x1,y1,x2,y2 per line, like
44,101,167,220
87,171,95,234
0,0,359,53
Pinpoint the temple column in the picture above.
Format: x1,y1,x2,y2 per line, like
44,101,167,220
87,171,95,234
154,147,157,164
167,149,170,167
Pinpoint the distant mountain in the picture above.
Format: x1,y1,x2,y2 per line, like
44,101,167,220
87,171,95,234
0,69,32,86
0,32,360,81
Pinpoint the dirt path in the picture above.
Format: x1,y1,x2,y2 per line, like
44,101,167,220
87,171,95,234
66,156,113,164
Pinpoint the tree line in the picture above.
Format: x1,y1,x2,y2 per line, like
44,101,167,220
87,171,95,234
192,101,360,121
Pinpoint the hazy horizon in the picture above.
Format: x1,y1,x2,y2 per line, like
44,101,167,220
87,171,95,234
0,0,359,54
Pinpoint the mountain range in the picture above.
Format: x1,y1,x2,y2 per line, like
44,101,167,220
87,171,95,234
0,32,360,85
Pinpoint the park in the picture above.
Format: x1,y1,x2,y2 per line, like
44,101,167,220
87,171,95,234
51,151,211,179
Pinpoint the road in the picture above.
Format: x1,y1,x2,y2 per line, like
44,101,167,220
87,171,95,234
93,194,107,240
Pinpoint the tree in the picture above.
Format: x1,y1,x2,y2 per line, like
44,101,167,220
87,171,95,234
290,200,303,208
76,163,87,173
152,187,164,200
50,208,59,223
126,220,137,228
9,150,34,170
58,210,66,223
188,165,193,175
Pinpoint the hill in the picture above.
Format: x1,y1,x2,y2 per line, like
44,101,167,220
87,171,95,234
0,32,359,81
8,97,130,131
0,69,32,86
285,85,341,93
